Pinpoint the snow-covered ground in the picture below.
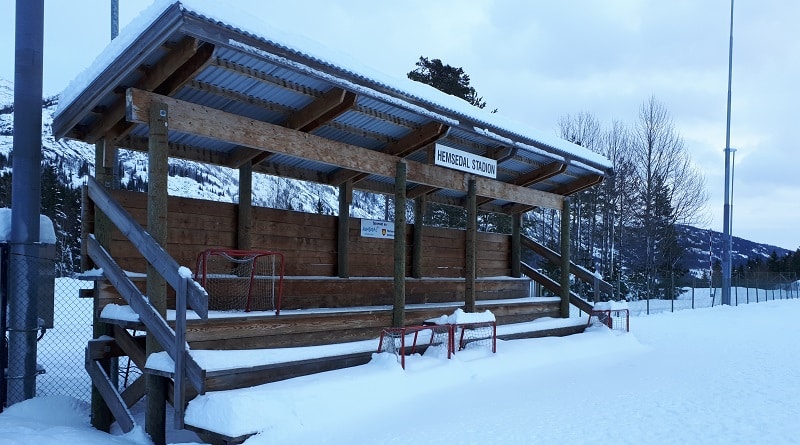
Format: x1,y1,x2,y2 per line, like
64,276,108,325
1,282,798,444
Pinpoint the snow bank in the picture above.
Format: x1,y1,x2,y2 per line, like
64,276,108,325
427,308,496,325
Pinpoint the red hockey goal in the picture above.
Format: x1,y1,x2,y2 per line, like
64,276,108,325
195,249,285,314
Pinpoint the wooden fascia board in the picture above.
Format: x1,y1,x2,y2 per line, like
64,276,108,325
126,88,564,210
329,121,449,186
84,36,202,144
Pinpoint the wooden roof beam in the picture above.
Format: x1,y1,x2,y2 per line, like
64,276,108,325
407,185,439,200
226,87,357,168
285,87,357,132
116,135,229,166
501,173,604,215
251,160,331,184
126,88,563,210
475,161,567,206
329,121,449,186
107,42,215,143
83,37,211,143
550,174,604,196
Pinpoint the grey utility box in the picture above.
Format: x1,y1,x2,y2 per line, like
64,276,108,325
0,211,57,329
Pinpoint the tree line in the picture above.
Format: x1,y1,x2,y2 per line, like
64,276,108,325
0,153,82,276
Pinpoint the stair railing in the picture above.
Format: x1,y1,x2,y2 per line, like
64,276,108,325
85,176,208,429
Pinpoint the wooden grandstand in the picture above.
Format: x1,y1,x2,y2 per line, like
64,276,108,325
53,2,614,443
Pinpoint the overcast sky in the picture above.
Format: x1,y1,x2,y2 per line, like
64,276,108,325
1,0,798,251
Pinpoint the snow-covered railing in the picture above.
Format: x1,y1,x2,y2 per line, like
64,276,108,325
521,235,614,297
520,262,594,314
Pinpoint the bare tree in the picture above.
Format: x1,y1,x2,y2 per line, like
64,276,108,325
630,96,708,299
600,120,636,297
558,112,603,275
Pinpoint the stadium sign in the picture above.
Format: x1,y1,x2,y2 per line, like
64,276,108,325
434,144,497,179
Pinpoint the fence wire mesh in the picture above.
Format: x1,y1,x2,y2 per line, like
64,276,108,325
3,270,94,410
570,271,799,317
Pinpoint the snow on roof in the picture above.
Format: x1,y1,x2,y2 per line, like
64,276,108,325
56,0,611,171
0,208,57,244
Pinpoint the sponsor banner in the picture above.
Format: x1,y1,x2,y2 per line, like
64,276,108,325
360,219,394,239
434,144,497,178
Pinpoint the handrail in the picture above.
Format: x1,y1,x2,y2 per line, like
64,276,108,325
521,234,614,296
86,235,206,391
86,176,209,428
520,262,594,314
87,176,208,319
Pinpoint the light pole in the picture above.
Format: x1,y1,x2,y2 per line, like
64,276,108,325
111,0,119,40
721,0,735,306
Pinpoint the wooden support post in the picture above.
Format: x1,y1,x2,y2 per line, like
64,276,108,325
465,178,477,313
91,138,113,432
146,102,169,445
393,161,407,327
511,212,522,278
559,198,571,318
411,194,426,279
237,161,252,250
338,181,352,278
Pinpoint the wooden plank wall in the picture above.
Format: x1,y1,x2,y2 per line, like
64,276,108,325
105,190,511,278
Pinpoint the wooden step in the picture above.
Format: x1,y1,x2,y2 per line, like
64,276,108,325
101,296,562,350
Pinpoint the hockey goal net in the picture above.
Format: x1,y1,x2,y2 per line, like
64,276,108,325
589,309,630,332
195,249,285,314
377,325,452,369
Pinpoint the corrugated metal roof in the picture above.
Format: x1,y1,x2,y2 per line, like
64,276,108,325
52,0,612,212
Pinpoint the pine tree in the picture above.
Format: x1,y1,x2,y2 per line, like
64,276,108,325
407,57,489,109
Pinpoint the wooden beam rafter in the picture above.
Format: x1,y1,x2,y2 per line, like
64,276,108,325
83,37,212,143
329,121,449,186
116,135,229,166
226,87,357,168
214,56,420,130
107,42,215,143
476,161,567,206
550,174,604,196
285,88,357,132
501,173,603,215
126,89,563,210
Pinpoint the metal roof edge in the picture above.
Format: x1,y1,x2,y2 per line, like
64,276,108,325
53,2,185,140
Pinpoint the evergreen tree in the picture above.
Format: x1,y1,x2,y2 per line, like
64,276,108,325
407,57,489,109
407,56,500,231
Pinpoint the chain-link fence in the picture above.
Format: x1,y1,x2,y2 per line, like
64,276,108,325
2,252,95,411
34,277,94,402
571,271,798,317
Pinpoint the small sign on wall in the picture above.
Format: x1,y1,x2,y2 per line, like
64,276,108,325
361,219,394,239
